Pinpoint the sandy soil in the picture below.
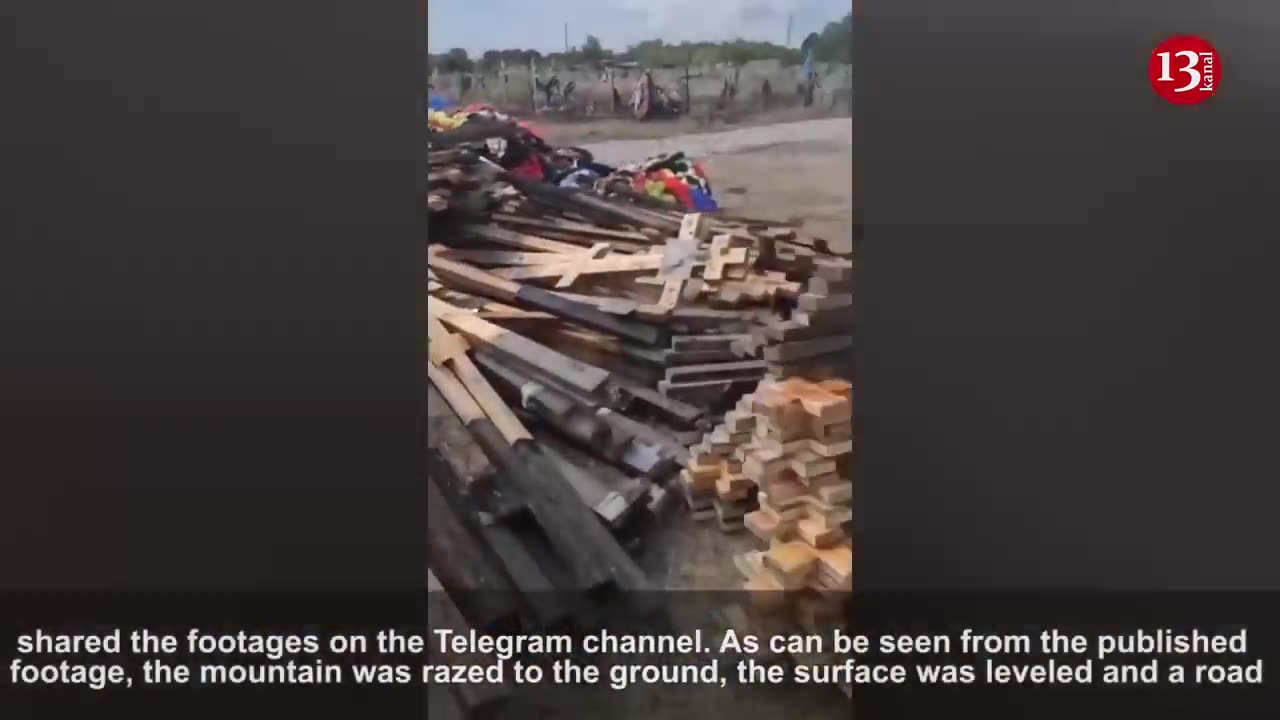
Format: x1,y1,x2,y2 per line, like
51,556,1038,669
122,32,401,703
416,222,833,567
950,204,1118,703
539,116,856,254
532,107,851,144
705,139,854,253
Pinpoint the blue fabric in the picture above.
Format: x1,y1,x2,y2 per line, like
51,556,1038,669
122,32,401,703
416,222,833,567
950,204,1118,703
428,95,449,111
688,187,718,211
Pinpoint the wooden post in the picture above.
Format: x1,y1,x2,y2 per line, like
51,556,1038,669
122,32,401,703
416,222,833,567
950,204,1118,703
529,56,537,112
500,58,508,108
683,53,692,115
609,69,617,114
847,64,854,113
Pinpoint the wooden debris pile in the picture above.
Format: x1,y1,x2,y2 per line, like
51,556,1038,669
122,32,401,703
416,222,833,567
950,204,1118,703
760,262,854,380
681,385,764,532
425,131,853,642
427,142,850,473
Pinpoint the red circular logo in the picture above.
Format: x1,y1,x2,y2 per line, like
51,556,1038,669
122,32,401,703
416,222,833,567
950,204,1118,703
1149,36,1219,105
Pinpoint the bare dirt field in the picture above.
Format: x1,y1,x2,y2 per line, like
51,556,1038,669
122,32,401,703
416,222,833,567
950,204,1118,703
530,106,850,143
538,115,856,253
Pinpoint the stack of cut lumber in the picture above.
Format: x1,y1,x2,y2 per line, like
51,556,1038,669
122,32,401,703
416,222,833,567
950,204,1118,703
760,259,854,380
740,378,854,549
680,386,764,532
682,378,853,538
718,378,854,697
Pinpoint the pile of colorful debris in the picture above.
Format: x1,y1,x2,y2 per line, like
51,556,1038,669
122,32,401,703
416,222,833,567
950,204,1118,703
600,152,718,212
426,105,716,210
427,103,521,132
427,104,597,183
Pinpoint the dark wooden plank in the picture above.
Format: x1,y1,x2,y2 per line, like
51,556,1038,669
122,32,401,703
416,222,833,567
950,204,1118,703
427,570,511,719
763,335,854,364
516,285,666,347
477,522,573,629
442,401,650,593
472,352,615,449
430,255,665,347
426,472,522,631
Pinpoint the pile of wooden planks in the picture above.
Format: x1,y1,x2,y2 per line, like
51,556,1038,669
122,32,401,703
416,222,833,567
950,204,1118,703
427,147,851,514
760,261,854,380
427,133,854,649
680,384,765,532
682,378,853,536
703,378,855,699
735,378,853,594
740,378,854,549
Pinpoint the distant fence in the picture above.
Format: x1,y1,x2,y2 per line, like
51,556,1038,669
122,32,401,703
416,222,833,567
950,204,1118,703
429,59,853,117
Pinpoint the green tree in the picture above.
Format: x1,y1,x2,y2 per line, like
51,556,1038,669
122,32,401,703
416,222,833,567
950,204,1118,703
451,10,849,73
441,47,472,73
815,12,853,63
583,34,604,62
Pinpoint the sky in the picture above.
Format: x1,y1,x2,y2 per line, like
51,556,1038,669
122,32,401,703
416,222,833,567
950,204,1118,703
426,0,852,56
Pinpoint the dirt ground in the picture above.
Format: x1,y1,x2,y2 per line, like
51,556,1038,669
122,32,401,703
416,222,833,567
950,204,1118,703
530,106,850,143
538,114,856,253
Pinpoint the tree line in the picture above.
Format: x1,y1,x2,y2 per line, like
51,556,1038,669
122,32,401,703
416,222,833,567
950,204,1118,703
428,12,852,74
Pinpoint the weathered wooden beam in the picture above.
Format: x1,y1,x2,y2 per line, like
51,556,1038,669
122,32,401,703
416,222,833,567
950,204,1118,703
516,285,666,347
425,473,522,631
537,432,652,529
607,374,707,428
472,352,613,450
427,316,533,446
435,249,569,267
427,361,488,427
428,248,525,301
535,327,667,367
429,257,665,347
429,369,649,592
428,297,611,394
475,522,573,629
493,213,654,243
462,223,583,255
492,253,664,283
425,449,571,629
427,569,511,718
520,230,650,255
